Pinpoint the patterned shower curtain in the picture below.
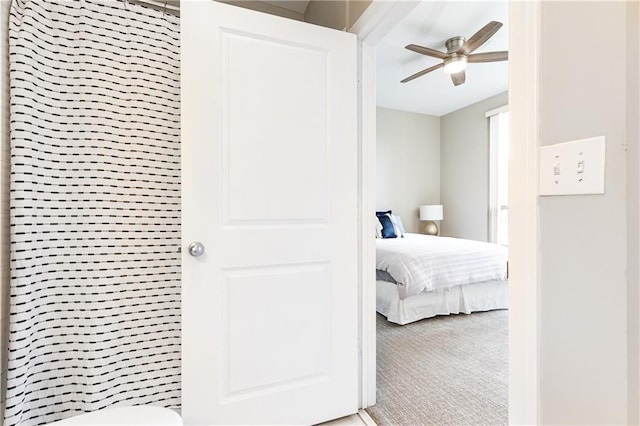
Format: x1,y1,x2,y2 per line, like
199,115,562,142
4,1,181,425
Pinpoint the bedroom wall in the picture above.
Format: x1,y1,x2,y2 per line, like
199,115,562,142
376,107,440,234
538,1,633,424
439,92,508,242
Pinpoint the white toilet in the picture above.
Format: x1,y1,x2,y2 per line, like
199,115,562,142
50,406,182,425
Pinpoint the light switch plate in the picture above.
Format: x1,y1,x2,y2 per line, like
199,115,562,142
539,136,606,196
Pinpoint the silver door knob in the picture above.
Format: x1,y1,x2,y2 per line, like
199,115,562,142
188,242,205,257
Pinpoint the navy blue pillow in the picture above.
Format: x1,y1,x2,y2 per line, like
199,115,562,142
377,214,397,238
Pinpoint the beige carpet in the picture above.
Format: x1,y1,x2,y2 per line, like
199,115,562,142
366,311,508,426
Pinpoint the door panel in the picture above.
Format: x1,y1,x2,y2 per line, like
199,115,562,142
181,1,358,424
224,263,330,395
224,31,328,223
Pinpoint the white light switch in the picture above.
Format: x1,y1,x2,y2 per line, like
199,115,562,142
539,136,606,196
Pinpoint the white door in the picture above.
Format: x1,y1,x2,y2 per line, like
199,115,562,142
180,1,358,424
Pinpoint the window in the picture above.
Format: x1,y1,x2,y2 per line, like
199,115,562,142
488,107,509,246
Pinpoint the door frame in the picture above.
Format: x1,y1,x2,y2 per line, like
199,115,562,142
350,1,541,423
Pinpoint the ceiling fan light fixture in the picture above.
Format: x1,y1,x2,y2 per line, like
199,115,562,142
401,21,506,85
443,55,468,74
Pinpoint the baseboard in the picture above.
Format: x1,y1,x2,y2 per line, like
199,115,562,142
358,409,377,426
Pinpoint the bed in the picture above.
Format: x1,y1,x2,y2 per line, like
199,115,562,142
376,233,509,325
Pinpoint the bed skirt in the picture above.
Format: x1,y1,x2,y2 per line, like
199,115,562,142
377,279,509,325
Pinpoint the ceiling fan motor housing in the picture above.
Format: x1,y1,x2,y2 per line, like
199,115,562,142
445,36,466,54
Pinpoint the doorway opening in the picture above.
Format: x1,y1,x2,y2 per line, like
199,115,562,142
366,1,510,424
355,0,541,424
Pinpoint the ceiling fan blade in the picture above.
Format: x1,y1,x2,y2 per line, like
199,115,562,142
451,70,466,86
401,63,444,83
468,51,509,63
405,44,449,60
458,21,503,54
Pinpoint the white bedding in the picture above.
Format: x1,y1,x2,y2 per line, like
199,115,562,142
377,279,508,325
376,233,508,299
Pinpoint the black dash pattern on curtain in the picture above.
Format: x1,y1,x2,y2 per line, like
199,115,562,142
4,1,181,424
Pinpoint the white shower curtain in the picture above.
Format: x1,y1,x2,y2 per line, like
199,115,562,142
4,1,181,425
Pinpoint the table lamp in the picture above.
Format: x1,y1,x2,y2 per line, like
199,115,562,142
419,205,443,235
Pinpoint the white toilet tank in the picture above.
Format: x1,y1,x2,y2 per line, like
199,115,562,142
50,406,183,425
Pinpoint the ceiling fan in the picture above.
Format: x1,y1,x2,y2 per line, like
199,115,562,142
401,21,508,87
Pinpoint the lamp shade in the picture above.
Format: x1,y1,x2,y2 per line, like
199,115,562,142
419,205,443,221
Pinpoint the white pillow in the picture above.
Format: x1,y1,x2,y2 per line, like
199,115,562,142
393,215,406,237
375,220,383,238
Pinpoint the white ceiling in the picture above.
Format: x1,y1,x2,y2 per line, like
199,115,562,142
376,1,509,117
260,1,310,14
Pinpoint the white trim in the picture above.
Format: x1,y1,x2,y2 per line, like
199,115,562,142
350,0,420,44
357,409,377,426
350,0,419,410
486,104,509,118
356,40,378,409
488,109,509,244
636,3,640,421
488,113,500,243
508,1,541,424
628,1,640,423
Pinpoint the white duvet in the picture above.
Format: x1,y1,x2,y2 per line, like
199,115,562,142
376,233,508,299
